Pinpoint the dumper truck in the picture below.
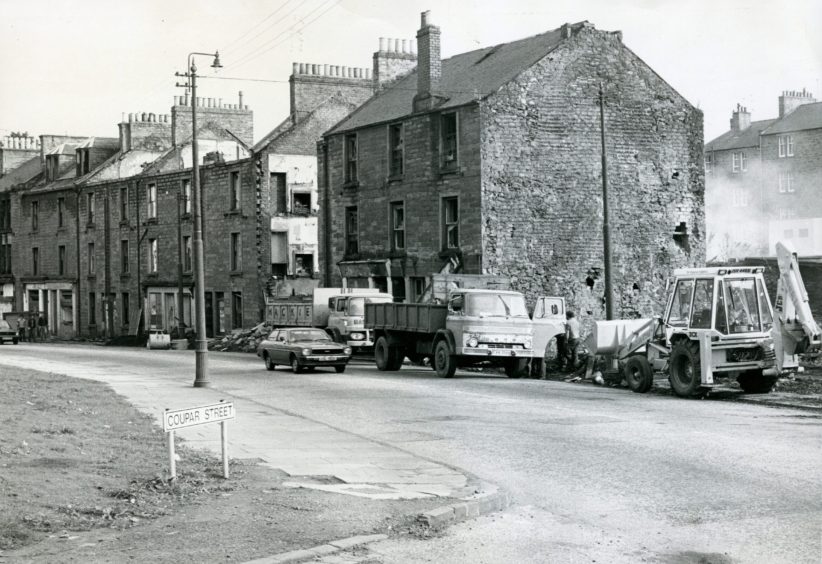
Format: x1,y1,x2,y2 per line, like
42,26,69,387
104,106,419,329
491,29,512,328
365,274,538,377
266,288,393,351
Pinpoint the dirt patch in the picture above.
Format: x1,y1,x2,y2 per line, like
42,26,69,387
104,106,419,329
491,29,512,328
0,366,453,563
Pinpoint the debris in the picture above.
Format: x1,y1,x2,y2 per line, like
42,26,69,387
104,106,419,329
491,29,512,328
208,322,273,353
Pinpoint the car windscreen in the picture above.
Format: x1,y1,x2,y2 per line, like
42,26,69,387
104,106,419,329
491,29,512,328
466,293,528,317
288,329,331,342
725,278,762,333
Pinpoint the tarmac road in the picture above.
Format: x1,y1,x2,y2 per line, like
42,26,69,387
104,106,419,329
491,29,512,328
2,343,821,563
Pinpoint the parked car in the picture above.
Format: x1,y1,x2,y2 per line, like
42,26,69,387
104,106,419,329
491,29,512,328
257,327,352,373
0,319,19,344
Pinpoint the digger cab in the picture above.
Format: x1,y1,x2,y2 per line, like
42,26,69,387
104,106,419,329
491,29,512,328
664,267,775,344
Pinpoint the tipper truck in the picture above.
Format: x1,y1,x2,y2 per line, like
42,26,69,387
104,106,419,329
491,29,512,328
266,288,392,351
365,275,536,377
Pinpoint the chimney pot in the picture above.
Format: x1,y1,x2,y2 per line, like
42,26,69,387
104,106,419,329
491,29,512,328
292,62,298,75
401,39,408,53
421,10,431,26
379,37,386,51
239,91,244,108
323,64,328,76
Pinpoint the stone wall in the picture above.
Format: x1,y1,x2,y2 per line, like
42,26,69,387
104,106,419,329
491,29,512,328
480,25,705,321
171,97,253,147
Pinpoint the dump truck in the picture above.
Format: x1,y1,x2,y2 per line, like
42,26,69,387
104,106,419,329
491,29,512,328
365,274,538,377
583,243,820,397
266,288,393,351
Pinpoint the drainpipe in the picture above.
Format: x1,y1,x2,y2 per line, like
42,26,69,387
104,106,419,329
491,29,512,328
321,140,331,287
104,185,113,338
74,186,82,336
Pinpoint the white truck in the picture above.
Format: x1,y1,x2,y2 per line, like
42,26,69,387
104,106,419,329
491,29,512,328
266,288,393,351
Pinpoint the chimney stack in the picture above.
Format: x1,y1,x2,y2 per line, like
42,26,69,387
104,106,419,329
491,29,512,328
413,10,442,112
778,88,816,118
729,103,751,133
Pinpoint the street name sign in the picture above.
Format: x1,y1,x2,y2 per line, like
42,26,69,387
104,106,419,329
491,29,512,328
163,401,235,431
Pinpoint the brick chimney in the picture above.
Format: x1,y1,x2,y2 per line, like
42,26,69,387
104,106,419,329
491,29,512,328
729,104,751,133
413,11,443,112
373,37,417,91
288,62,374,124
779,88,816,118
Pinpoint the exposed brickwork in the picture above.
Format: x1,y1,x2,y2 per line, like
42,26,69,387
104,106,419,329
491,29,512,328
171,100,253,146
290,73,373,124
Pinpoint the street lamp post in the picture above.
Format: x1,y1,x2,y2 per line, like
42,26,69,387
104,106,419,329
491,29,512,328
176,51,221,388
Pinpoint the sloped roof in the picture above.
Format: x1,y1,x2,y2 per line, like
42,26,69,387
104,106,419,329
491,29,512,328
82,149,165,185
0,155,41,192
705,119,776,151
76,137,119,150
762,102,822,135
45,142,80,156
328,24,573,134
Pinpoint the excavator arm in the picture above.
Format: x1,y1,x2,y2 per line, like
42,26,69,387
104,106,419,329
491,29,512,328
773,241,822,371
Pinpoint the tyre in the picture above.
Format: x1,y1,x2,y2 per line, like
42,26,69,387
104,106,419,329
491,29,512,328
13,337,19,345
290,355,303,374
624,355,653,393
329,328,342,343
375,336,391,371
505,358,528,378
737,370,777,394
668,340,704,397
264,353,276,371
386,345,404,371
334,365,346,374
434,340,456,378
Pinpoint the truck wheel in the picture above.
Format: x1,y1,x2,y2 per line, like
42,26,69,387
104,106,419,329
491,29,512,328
504,358,528,378
386,345,404,371
737,370,777,394
624,355,653,393
264,352,276,371
668,341,704,397
434,340,456,378
375,337,392,371
13,337,19,345
334,365,346,374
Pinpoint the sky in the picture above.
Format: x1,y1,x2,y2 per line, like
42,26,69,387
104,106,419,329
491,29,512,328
1,0,820,145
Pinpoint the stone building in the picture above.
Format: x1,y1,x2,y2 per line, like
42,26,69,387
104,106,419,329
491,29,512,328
705,89,821,259
319,13,705,320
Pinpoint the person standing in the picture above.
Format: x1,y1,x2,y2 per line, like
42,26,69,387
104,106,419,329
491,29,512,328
565,311,581,372
27,314,37,342
37,313,47,341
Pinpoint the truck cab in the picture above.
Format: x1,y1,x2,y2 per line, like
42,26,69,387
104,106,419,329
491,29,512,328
327,292,393,349
445,289,533,373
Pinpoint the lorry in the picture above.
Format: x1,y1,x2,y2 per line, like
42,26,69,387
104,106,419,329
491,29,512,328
265,288,393,351
583,240,821,397
365,274,564,378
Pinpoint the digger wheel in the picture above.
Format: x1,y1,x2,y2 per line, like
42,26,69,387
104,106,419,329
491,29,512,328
668,341,704,397
623,355,653,393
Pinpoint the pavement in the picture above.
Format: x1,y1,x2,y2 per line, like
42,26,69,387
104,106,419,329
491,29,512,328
0,347,510,563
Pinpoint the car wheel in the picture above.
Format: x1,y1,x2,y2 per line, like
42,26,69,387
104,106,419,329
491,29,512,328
13,337,18,344
264,353,276,371
290,355,303,374
335,365,346,374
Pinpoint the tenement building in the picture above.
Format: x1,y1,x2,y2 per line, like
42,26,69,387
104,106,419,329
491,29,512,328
705,89,821,259
319,13,705,319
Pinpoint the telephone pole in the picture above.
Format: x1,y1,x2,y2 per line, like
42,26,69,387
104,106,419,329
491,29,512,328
599,82,614,320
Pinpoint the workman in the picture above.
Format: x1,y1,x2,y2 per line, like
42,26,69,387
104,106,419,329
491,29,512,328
564,310,581,372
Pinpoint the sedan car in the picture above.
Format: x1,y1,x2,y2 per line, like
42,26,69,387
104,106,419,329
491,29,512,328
257,327,352,373
0,319,19,344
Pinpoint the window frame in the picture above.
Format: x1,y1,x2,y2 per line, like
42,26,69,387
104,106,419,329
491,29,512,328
58,245,66,276
229,170,241,211
441,196,459,250
31,200,38,231
121,239,129,273
182,179,192,215
147,183,157,219
440,112,459,172
345,133,358,184
88,242,95,275
778,134,794,158
148,238,158,273
58,197,65,228
120,186,129,221
87,192,96,225
778,172,795,194
388,123,404,177
230,232,241,272
390,201,405,251
32,246,39,275
183,235,192,272
344,205,359,255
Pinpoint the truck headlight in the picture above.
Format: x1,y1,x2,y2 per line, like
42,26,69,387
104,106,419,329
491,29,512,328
350,332,364,340
467,337,478,348
344,347,352,355
524,337,532,349
302,348,311,355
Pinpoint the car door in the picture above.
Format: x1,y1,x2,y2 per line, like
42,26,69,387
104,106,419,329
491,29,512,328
532,296,566,358
273,330,290,363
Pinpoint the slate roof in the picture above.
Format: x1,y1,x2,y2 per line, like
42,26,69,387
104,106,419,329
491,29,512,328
328,24,576,134
0,155,41,192
76,137,120,150
762,102,822,135
45,142,80,156
705,119,776,152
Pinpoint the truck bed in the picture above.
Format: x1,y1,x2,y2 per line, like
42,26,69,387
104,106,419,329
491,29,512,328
365,303,447,334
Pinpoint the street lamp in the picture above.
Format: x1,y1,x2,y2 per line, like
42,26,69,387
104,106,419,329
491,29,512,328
176,50,222,388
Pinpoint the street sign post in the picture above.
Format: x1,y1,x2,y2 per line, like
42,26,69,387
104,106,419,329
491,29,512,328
163,400,235,479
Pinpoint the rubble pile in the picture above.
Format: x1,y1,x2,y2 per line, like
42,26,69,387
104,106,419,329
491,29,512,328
208,322,272,353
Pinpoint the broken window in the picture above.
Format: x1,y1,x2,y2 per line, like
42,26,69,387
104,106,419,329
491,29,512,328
230,171,241,211
292,192,311,215
667,279,693,327
270,231,287,276
87,192,96,224
442,197,459,249
295,253,313,277
345,134,358,183
345,206,359,255
391,201,405,251
32,247,39,275
270,172,286,213
181,179,191,214
440,113,458,171
389,123,404,177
